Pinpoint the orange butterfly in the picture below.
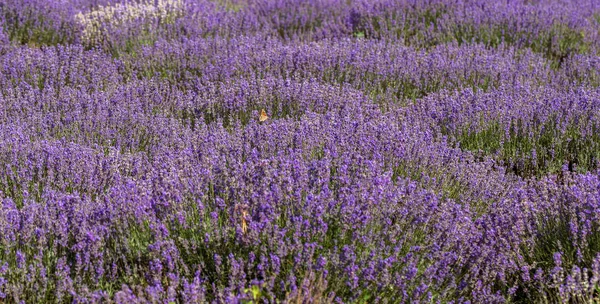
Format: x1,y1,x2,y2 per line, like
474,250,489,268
259,109,269,122
241,210,249,234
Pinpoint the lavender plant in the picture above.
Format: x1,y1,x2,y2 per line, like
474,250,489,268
0,0,600,303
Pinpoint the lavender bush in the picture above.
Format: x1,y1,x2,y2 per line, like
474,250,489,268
1,0,600,303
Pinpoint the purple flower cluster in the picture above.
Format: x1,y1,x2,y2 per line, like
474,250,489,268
1,0,600,303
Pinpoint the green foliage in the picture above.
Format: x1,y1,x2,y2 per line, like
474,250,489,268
452,21,590,69
454,119,600,178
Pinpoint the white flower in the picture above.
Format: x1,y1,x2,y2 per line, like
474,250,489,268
76,0,184,44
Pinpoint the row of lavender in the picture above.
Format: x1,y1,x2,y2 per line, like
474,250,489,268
3,0,600,55
2,0,600,303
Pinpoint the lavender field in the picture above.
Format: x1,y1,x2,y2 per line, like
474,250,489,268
2,0,600,303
